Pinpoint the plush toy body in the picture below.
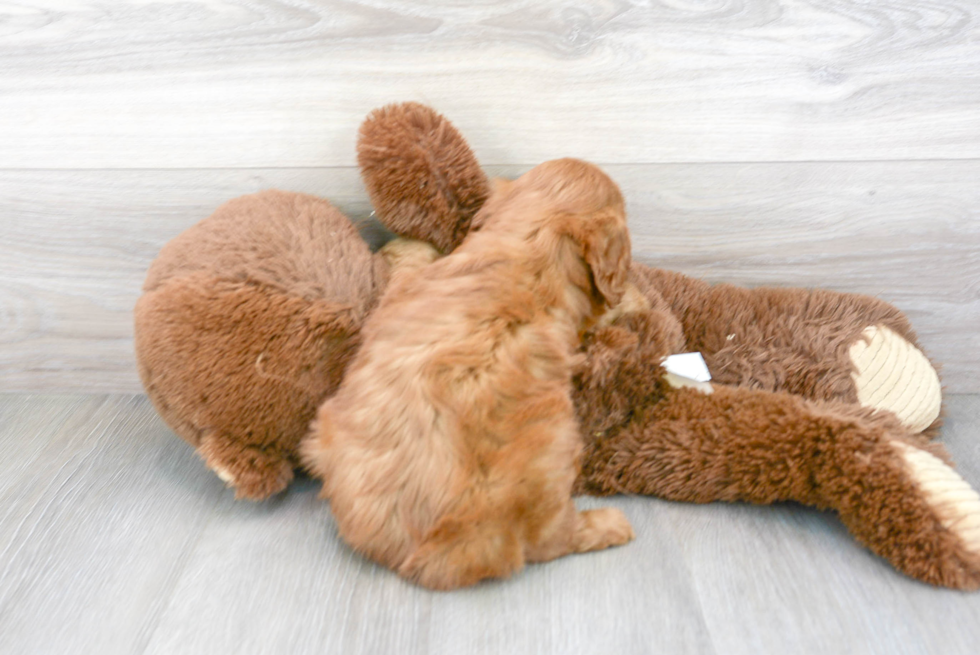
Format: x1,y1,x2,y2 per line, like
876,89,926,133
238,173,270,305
134,103,980,589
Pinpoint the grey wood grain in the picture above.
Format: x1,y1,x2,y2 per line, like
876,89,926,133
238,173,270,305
0,167,372,393
139,491,713,655
2,393,980,654
665,396,980,655
2,163,977,393
0,395,224,654
2,0,979,168
0,395,106,504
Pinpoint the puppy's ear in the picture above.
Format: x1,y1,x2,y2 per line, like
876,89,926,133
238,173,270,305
582,210,630,308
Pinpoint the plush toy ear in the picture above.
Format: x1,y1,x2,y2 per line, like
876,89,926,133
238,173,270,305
357,102,490,254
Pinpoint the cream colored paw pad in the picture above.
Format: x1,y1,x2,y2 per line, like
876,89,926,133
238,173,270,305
849,325,941,433
892,441,980,553
380,238,441,272
212,465,236,485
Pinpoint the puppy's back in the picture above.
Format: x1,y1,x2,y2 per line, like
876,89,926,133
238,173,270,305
304,159,635,588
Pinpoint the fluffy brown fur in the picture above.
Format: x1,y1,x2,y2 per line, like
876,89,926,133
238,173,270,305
633,266,927,408
135,190,386,499
574,366,980,588
358,101,490,254
301,159,635,589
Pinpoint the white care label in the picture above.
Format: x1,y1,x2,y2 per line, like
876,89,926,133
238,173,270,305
662,352,712,382
662,352,714,394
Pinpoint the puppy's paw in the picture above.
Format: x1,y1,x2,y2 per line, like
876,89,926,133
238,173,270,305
574,507,635,553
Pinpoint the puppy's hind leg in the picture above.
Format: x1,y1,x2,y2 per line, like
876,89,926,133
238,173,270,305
402,501,634,589
399,511,526,591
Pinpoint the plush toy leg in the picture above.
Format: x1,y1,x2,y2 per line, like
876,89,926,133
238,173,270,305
849,325,942,433
358,102,491,254
578,384,980,589
633,266,943,432
199,433,295,500
888,441,980,570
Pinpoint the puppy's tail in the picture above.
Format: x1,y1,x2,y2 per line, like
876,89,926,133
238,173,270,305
400,509,524,590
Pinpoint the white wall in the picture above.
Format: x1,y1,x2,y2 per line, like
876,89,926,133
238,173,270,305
2,0,978,391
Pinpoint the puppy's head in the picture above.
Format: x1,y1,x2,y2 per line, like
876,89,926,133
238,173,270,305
483,159,630,307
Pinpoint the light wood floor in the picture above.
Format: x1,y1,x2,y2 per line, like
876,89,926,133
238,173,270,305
1,392,978,654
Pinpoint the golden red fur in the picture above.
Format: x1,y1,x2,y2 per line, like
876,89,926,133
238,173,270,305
301,159,636,589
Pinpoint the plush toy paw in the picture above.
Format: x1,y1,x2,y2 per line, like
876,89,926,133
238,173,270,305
379,237,441,275
849,325,942,433
199,434,295,501
888,441,980,587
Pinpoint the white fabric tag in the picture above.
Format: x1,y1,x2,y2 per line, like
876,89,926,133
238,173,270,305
662,352,712,382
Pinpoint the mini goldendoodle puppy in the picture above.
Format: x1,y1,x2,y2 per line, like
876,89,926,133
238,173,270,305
302,158,635,589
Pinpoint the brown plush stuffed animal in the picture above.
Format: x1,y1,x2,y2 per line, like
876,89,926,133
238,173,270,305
135,191,387,498
134,102,980,590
